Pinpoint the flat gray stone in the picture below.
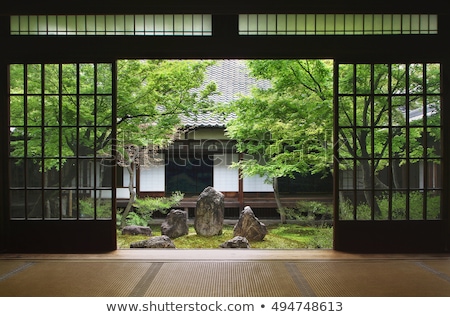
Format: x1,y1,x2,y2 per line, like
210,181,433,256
121,225,152,236
130,235,175,248
220,236,251,248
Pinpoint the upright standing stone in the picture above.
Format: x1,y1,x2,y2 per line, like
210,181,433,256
194,187,224,236
233,206,268,241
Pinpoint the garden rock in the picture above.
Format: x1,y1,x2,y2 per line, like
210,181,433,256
130,235,175,248
233,206,268,241
161,209,189,239
121,225,152,236
194,186,224,236
220,236,250,248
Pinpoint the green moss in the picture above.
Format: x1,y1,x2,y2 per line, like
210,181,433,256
117,224,333,249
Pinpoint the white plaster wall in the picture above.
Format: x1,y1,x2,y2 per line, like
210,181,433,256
243,174,273,192
139,164,165,191
213,153,239,191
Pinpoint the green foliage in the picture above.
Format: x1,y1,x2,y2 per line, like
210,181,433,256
10,61,215,220
337,63,441,173
217,60,334,222
297,200,333,220
125,212,148,227
307,227,333,249
261,224,332,249
119,191,184,226
338,199,372,220
221,60,334,181
78,198,112,219
9,60,217,171
377,191,441,220
9,64,116,171
116,60,217,153
339,191,441,220
133,191,184,213
286,201,333,221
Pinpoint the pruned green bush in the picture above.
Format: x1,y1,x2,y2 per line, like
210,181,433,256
118,191,184,227
339,191,440,220
79,198,112,219
284,200,332,223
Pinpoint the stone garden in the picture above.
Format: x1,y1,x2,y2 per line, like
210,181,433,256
122,186,268,249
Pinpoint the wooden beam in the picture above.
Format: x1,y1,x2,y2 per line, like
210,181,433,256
1,0,448,15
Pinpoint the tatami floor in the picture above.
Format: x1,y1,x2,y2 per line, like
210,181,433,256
1,249,450,297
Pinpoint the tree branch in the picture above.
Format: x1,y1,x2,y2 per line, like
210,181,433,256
288,65,320,97
338,129,356,157
296,60,327,100
116,109,186,125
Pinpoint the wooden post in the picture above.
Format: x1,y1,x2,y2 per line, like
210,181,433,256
238,153,244,211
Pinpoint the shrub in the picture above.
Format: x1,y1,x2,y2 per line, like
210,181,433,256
284,200,332,223
338,198,371,220
378,191,441,220
339,191,441,220
297,201,332,220
126,211,148,226
119,191,184,227
79,198,112,219
306,226,333,249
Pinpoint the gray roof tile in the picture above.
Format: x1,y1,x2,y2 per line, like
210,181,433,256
183,60,270,128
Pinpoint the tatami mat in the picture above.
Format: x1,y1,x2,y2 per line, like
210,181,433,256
0,261,32,279
418,260,450,279
295,261,450,297
1,251,450,297
0,261,151,297
145,262,302,297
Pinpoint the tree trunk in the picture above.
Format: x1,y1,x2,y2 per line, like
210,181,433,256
272,177,287,224
358,128,385,218
120,163,136,228
360,160,382,217
97,163,104,203
392,160,401,189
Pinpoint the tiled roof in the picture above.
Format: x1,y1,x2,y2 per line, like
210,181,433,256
180,111,235,128
203,60,271,104
182,60,270,128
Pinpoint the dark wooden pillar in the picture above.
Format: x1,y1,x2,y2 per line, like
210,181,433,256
0,16,10,252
